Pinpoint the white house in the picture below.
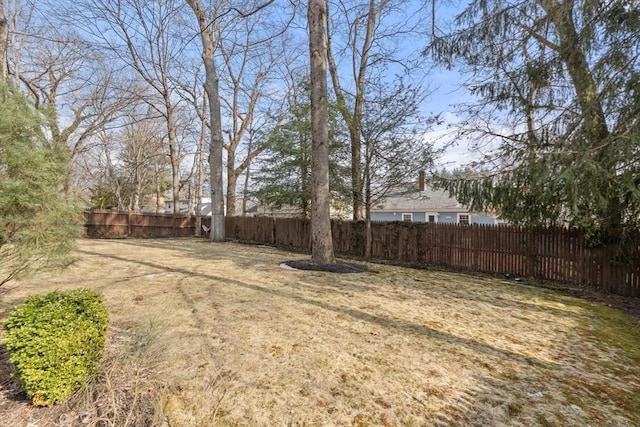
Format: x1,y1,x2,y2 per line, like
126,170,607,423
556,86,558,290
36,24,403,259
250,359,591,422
164,197,212,216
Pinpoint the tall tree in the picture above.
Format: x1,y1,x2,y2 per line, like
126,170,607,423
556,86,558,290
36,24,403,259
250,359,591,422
430,0,640,234
119,116,169,211
218,13,291,216
0,83,78,286
185,0,292,237
253,79,350,218
172,61,210,229
356,79,437,256
67,0,189,214
4,5,136,198
308,0,335,264
361,81,437,219
184,0,226,241
326,0,428,220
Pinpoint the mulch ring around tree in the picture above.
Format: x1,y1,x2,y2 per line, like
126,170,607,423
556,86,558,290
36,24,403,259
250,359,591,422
283,260,368,273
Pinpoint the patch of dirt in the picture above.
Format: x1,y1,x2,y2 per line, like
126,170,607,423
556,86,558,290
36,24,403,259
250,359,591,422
284,260,368,273
0,238,639,426
0,343,31,426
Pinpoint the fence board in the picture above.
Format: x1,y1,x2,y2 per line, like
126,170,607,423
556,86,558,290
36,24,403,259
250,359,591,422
84,210,203,238
85,212,640,297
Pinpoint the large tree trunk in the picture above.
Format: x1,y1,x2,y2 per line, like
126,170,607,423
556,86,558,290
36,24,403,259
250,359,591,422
185,0,225,242
308,0,335,264
204,62,226,241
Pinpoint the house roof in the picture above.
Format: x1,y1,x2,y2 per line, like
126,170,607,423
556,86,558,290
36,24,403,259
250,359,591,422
372,185,466,213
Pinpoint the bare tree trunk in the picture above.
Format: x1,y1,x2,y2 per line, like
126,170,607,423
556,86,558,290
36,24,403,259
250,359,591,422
131,175,141,211
325,0,382,221
219,31,284,218
226,150,237,216
194,97,207,235
186,0,225,242
164,98,181,215
364,160,372,258
242,131,253,216
154,158,162,213
203,50,226,240
308,0,335,264
0,0,7,82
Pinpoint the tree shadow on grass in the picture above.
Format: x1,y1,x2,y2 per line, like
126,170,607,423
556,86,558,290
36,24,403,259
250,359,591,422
77,247,550,369
99,239,595,323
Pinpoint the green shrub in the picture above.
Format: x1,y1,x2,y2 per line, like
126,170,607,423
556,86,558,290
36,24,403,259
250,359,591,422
3,289,109,406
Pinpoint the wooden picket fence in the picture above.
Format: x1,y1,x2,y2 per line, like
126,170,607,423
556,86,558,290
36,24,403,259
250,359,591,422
83,211,640,297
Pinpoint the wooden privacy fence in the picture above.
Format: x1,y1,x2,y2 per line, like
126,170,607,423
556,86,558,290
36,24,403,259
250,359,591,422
83,210,211,238
225,216,640,297
83,212,640,297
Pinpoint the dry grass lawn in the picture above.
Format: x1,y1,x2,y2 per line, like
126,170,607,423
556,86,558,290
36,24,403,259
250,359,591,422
1,238,639,426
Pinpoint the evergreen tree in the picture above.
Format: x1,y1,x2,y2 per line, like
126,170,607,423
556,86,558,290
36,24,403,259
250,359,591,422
253,80,350,218
430,0,640,235
0,84,79,285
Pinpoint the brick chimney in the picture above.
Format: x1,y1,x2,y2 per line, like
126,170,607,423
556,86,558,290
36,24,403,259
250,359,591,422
418,170,426,191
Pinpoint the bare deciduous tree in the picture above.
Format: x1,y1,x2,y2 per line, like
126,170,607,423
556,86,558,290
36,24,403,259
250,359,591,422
173,63,210,232
219,18,290,216
4,7,136,197
308,0,335,264
184,0,226,241
65,0,189,214
87,111,171,212
326,0,428,220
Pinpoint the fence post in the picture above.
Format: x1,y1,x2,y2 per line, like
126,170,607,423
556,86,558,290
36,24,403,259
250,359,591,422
82,214,640,297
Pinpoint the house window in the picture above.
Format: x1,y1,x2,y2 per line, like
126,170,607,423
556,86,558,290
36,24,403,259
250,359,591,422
458,214,470,225
427,214,437,223
402,213,413,222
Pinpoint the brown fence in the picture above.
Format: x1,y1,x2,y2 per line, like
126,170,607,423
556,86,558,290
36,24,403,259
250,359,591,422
83,210,211,238
225,216,640,297
83,211,640,297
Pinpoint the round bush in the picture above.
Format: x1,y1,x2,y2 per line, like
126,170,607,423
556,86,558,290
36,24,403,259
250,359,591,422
3,289,109,406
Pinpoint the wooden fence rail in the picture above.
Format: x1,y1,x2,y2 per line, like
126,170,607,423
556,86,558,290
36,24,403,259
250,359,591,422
225,216,640,297
84,211,640,297
83,210,211,238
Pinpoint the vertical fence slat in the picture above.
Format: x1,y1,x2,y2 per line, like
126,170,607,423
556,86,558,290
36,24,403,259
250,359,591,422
84,212,640,297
